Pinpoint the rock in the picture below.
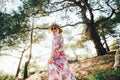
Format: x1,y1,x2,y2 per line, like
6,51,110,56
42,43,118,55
26,73,42,80
114,49,120,70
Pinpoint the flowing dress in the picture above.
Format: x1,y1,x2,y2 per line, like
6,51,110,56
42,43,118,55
48,33,76,80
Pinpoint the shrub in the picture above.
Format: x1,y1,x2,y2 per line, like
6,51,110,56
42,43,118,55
0,71,14,80
89,69,120,80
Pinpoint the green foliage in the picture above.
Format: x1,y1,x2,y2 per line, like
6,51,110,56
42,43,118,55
25,0,49,8
0,11,30,48
96,7,120,37
76,40,84,48
112,14,120,23
0,71,14,80
96,16,117,37
22,0,50,16
110,38,120,50
33,28,47,44
89,69,120,80
77,25,91,46
80,32,90,42
28,60,40,72
0,0,51,49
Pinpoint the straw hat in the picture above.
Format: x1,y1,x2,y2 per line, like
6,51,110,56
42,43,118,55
49,24,63,33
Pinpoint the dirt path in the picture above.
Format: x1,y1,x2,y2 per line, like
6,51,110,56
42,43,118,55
26,53,115,80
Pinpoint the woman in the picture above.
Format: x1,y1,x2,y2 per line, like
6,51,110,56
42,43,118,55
48,24,76,80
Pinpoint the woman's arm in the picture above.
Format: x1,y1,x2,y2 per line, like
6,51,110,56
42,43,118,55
48,49,56,64
48,34,62,64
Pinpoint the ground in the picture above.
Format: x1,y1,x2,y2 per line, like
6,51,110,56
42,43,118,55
26,51,115,80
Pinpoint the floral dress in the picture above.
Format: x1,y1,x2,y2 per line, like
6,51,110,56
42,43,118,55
48,33,76,80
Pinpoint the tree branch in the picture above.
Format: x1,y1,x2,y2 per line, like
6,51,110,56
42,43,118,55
61,21,85,28
84,0,94,21
95,11,114,26
45,4,76,15
33,27,48,30
0,53,20,59
92,2,104,11
50,0,66,5
31,1,75,18
95,0,115,26
71,32,83,39
66,0,82,7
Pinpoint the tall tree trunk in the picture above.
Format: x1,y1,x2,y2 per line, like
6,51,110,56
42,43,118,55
24,16,34,79
24,61,29,79
15,51,24,80
79,0,106,56
24,30,33,79
14,46,29,80
87,22,106,56
101,28,110,51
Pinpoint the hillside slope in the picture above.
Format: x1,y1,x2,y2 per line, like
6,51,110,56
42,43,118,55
26,52,115,80
70,52,115,80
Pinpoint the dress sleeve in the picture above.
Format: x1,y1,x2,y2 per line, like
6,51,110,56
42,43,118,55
53,34,63,51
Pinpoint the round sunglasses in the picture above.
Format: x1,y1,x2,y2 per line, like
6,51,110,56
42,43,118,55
51,27,57,30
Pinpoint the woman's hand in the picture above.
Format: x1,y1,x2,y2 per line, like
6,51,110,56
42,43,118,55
48,51,55,64
48,58,53,64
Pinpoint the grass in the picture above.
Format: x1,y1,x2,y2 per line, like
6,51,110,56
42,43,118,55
0,71,14,80
89,69,120,80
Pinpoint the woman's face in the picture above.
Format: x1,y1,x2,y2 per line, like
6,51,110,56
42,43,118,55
51,27,59,33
